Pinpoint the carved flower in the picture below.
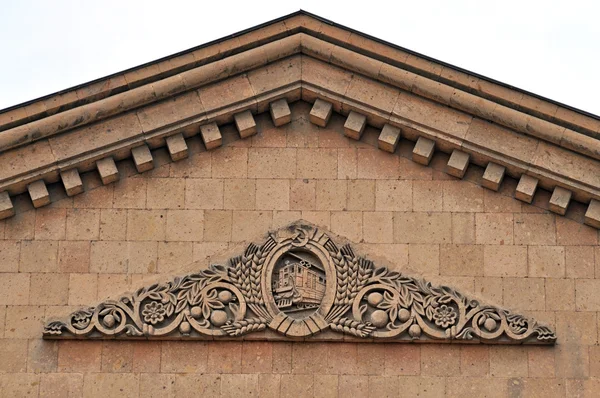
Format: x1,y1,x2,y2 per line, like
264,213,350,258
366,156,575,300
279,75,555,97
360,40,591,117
432,304,457,328
142,302,166,325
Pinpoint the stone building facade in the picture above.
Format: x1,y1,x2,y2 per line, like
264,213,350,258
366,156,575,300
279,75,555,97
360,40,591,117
0,10,599,397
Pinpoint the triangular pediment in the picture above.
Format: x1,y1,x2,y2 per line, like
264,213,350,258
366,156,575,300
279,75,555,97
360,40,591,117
0,12,599,229
44,221,556,344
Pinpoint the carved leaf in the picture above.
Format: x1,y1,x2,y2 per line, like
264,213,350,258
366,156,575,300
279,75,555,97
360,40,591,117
412,300,425,316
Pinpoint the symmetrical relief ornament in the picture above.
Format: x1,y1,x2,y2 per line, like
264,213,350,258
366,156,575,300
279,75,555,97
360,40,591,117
44,223,556,344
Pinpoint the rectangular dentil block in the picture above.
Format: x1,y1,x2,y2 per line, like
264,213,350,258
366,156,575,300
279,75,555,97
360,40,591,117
412,136,435,166
309,99,333,127
0,191,14,219
96,157,120,185
200,122,223,150
60,168,84,196
343,111,367,140
548,186,572,215
481,162,505,191
166,133,189,161
28,180,51,208
515,174,538,204
378,124,401,153
584,199,600,229
446,150,470,179
270,98,291,127
131,144,154,173
234,110,257,138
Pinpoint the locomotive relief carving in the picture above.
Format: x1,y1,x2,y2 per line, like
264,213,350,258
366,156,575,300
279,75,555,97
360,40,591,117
272,251,326,318
43,221,557,344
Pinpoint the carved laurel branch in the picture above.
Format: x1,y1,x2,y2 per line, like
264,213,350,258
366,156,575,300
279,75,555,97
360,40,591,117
44,231,556,344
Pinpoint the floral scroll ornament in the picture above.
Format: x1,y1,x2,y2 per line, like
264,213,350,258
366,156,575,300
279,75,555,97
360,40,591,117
43,223,556,344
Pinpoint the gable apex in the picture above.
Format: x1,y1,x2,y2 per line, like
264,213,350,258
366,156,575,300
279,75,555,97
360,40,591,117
0,13,598,230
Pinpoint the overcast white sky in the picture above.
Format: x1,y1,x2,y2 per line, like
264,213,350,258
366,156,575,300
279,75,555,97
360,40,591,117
1,0,599,115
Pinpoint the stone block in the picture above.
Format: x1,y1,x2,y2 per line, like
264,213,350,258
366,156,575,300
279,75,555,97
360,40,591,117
28,180,50,208
440,244,484,276
446,149,470,178
185,179,224,209
96,157,119,185
66,209,100,241
548,186,572,215
363,211,394,243
309,98,333,127
58,341,102,372
528,246,565,277
20,240,59,273
234,110,257,138
0,191,14,219
0,241,19,273
4,305,45,338
421,345,460,376
452,213,475,244
0,273,30,305
200,122,222,150
481,162,505,191
166,133,188,161
39,374,83,397
270,98,291,126
513,213,556,245
375,180,412,211
377,124,401,153
556,217,597,245
489,346,528,377
483,245,527,277
248,147,296,179
60,168,84,196
412,136,435,165
475,213,513,245
515,174,538,203
256,179,289,210
297,148,338,179
131,144,154,173
394,212,452,244
30,273,69,305
442,181,484,212
316,180,347,210
584,199,600,229
0,339,28,372
343,111,367,140
460,345,489,376
347,180,375,210
146,177,185,209
357,148,400,179
412,181,442,212
203,210,232,242
126,210,166,241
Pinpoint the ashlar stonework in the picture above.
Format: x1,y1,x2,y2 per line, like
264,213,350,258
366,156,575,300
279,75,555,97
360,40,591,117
45,222,556,344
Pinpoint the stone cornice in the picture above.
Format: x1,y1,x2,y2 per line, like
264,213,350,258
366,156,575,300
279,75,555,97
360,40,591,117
0,15,599,228
44,222,557,344
2,12,599,142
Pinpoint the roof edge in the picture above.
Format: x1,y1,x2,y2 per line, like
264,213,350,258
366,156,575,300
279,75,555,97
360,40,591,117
0,11,598,139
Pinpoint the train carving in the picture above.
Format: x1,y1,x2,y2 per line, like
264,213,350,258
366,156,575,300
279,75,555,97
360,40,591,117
272,251,326,315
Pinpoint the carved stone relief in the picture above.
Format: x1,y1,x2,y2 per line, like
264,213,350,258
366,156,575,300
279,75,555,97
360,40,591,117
44,222,556,344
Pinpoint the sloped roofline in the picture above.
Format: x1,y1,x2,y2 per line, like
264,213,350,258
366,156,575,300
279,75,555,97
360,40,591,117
0,11,598,229
1,10,599,140
0,10,598,122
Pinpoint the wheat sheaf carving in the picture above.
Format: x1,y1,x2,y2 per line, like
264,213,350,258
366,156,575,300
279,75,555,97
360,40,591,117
43,223,556,344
